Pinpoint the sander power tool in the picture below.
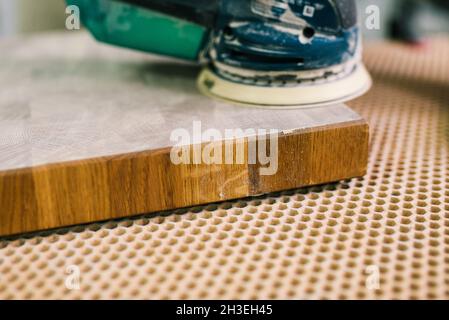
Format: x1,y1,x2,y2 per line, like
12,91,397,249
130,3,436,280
68,0,372,108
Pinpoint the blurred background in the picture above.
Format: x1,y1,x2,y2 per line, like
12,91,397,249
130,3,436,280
0,0,66,37
0,0,448,40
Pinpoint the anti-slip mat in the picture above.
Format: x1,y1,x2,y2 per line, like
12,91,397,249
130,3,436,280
0,36,448,299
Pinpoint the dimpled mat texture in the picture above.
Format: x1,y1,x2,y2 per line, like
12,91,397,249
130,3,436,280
1,37,449,300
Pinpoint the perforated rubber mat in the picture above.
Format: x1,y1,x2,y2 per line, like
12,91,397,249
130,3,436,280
1,37,449,300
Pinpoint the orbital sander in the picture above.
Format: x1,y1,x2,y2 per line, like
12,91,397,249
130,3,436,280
69,0,372,108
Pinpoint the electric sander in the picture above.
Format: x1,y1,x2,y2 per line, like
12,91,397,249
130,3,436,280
69,0,372,108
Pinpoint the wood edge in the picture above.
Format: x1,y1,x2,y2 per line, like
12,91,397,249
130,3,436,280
0,119,368,177
0,118,369,236
248,119,369,195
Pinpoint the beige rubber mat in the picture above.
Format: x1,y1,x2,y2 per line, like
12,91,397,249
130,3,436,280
1,37,449,300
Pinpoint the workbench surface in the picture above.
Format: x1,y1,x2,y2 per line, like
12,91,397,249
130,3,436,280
1,34,448,299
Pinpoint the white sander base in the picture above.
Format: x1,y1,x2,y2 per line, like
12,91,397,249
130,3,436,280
197,64,372,109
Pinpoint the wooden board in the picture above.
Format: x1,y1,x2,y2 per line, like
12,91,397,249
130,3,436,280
0,32,369,236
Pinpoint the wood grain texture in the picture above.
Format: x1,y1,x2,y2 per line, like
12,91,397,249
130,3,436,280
0,32,369,236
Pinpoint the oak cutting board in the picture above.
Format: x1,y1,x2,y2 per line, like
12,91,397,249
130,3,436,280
0,32,369,236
